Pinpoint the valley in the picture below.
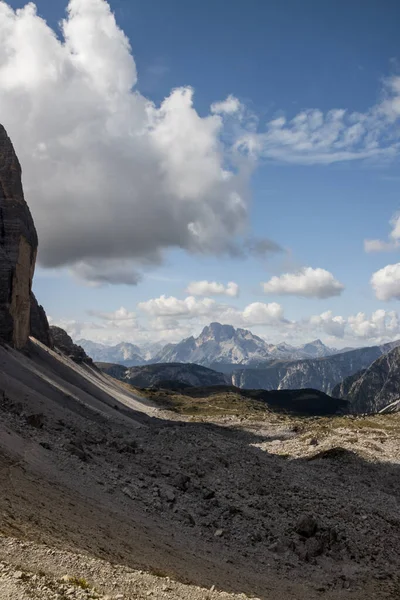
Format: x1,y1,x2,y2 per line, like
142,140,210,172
1,91,400,600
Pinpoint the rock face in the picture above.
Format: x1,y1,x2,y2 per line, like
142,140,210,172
0,124,51,349
233,341,400,395
0,125,39,348
50,326,93,365
30,292,52,347
332,346,400,414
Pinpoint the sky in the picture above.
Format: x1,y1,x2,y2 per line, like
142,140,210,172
2,0,400,348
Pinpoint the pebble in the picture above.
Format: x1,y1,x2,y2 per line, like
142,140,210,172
13,571,23,579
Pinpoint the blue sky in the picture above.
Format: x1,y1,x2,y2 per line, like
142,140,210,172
3,0,400,347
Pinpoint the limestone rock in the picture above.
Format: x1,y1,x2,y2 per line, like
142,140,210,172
0,124,38,348
30,292,52,347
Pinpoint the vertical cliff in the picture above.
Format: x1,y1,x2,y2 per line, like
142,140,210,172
0,124,49,349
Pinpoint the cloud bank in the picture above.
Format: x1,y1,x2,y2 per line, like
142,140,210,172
262,267,344,299
186,280,239,297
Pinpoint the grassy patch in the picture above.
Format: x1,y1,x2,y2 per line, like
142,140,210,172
68,576,91,590
140,388,271,418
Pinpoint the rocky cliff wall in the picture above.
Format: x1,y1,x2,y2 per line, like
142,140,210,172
0,124,50,349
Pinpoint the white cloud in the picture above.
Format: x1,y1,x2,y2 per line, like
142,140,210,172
309,310,346,338
93,307,136,321
0,0,253,285
364,239,398,253
186,280,239,297
51,300,400,347
306,309,400,342
211,95,242,115
262,267,344,299
348,309,400,338
48,317,87,340
371,263,400,300
236,77,400,164
241,302,285,325
137,294,286,329
87,306,138,328
138,295,218,318
364,213,400,253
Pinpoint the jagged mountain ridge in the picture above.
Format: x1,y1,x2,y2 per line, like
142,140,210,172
332,346,400,414
232,341,400,395
153,323,337,365
78,339,147,366
80,323,337,367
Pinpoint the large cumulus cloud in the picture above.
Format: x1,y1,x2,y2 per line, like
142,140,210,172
0,0,252,284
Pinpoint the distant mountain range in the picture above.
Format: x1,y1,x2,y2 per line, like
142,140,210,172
79,323,400,411
77,339,163,366
233,341,400,395
78,322,338,368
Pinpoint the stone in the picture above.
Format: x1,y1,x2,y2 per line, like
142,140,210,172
26,413,46,429
214,529,224,537
67,441,90,462
295,514,318,538
13,570,23,579
164,489,176,502
40,442,52,450
304,536,324,558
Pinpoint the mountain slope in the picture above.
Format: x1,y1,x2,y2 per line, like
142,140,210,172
98,362,229,389
233,341,400,395
332,346,400,414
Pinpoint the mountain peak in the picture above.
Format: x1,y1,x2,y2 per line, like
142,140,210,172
200,322,236,342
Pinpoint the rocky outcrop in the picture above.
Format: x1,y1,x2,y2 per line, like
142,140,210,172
0,124,52,349
30,292,52,347
50,326,93,365
0,125,39,348
333,346,400,414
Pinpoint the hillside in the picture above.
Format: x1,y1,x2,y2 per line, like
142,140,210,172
333,346,400,414
233,342,400,394
98,361,229,389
